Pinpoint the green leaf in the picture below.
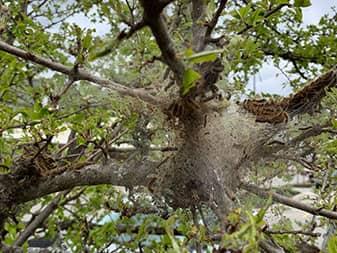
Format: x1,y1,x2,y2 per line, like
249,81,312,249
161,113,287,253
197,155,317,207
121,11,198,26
228,35,245,48
184,49,223,63
294,7,303,22
82,31,93,49
294,0,311,7
255,196,272,226
182,69,201,96
238,4,251,20
89,39,119,60
249,9,265,25
164,215,181,253
332,119,337,129
111,0,123,14
328,236,337,253
184,47,194,57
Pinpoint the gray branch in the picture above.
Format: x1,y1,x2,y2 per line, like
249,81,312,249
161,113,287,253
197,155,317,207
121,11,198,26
0,159,157,229
140,0,185,86
241,183,337,220
13,191,68,247
0,40,162,106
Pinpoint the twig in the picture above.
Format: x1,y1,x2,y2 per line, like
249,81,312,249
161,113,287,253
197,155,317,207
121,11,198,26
56,137,77,155
241,183,337,220
108,146,177,153
265,229,320,237
27,0,48,16
140,0,185,85
284,182,313,188
275,64,297,87
60,188,86,205
125,0,135,23
43,9,80,30
13,190,71,247
0,102,108,134
117,20,146,41
290,124,331,145
205,0,228,40
291,59,308,80
191,207,202,253
198,206,211,234
53,78,76,104
0,40,162,106
238,3,290,34
262,48,321,65
270,154,322,172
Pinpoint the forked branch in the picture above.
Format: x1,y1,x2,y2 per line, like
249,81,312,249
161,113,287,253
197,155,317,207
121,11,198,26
140,0,185,85
0,159,157,216
0,40,163,106
205,0,229,41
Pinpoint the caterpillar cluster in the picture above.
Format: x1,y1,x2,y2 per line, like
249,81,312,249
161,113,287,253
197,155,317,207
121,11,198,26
242,99,289,124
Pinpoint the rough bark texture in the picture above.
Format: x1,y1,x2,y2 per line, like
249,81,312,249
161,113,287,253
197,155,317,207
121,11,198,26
0,160,156,230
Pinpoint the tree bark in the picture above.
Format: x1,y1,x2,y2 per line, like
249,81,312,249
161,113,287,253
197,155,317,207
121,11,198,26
0,159,156,232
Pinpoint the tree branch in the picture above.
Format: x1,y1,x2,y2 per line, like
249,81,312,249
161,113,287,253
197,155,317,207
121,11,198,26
241,183,337,220
265,229,320,237
238,3,290,35
242,67,337,123
108,146,177,153
290,123,334,145
205,0,228,41
271,154,322,172
0,102,109,134
13,191,69,247
0,159,156,219
117,19,146,41
0,40,163,106
262,48,322,65
282,66,337,116
1,244,23,253
12,188,86,248
208,4,290,50
140,0,185,85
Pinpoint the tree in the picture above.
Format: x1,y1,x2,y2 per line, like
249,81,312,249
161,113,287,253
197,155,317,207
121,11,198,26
0,0,336,252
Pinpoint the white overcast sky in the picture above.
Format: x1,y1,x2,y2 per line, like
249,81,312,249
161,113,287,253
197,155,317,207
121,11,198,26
63,1,336,96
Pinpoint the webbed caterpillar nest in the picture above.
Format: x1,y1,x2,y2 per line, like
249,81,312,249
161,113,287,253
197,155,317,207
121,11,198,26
154,103,275,215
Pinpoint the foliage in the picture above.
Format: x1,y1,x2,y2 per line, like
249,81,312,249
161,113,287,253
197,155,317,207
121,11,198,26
328,235,337,253
0,0,337,252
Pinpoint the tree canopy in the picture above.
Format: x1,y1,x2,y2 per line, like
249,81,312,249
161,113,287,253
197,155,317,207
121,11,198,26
0,0,337,252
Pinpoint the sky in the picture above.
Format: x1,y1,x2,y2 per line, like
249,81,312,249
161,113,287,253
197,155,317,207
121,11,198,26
52,1,336,96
